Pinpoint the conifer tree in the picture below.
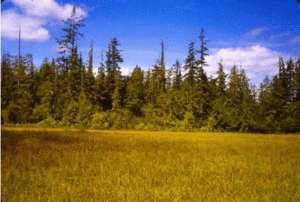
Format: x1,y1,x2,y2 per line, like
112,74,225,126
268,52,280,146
295,55,300,105
294,55,300,131
1,53,15,108
159,41,166,93
94,51,106,111
144,69,154,105
34,57,53,121
285,58,295,104
148,60,163,106
172,60,182,90
85,40,96,105
104,37,124,110
77,92,93,127
9,54,37,123
216,60,227,96
224,64,243,131
125,65,144,116
55,6,85,101
166,67,173,90
196,28,210,69
56,6,85,56
183,42,196,86
194,28,210,121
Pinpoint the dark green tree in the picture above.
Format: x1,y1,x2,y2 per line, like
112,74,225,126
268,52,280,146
215,60,227,96
172,59,182,90
159,41,166,93
183,42,197,86
85,40,96,105
125,65,145,116
104,37,124,111
1,53,16,109
55,6,85,101
56,6,85,56
195,28,210,71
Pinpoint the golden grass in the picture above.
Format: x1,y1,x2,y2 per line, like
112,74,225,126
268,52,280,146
1,128,300,201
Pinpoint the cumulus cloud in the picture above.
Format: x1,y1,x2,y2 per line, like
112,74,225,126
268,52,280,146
1,0,87,42
244,27,268,39
121,67,130,76
2,9,50,42
91,66,130,77
10,0,86,20
204,45,284,83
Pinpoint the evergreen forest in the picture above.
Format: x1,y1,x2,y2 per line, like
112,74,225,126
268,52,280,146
2,7,300,133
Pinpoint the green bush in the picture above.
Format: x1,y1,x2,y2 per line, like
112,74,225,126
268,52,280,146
135,123,145,130
181,112,195,131
90,112,109,129
37,117,57,128
201,116,217,132
32,104,50,122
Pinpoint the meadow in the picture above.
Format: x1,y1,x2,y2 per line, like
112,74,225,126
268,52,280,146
1,128,300,201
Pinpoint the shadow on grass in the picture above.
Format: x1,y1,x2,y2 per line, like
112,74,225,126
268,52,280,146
1,129,93,151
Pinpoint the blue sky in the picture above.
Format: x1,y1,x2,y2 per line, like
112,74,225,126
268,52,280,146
1,0,300,85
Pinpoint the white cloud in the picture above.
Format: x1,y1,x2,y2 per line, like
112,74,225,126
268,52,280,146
1,0,87,42
290,36,300,43
269,33,290,41
121,67,130,76
244,27,268,39
91,66,130,77
205,45,284,83
10,0,86,20
1,9,50,42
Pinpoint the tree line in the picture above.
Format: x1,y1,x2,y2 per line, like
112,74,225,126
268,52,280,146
1,7,300,133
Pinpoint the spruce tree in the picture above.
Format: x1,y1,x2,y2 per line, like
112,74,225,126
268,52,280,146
125,65,144,116
85,40,96,105
55,6,85,101
194,28,210,121
159,41,166,93
195,28,210,75
104,37,124,111
183,42,196,86
216,60,227,96
1,53,15,109
295,55,300,105
56,6,85,56
172,59,182,90
93,50,107,111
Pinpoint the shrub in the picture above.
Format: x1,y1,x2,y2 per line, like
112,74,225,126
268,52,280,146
37,117,57,128
201,116,217,132
181,112,195,131
90,112,109,129
135,123,145,130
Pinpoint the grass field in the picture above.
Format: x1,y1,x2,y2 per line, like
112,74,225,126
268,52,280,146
1,128,300,201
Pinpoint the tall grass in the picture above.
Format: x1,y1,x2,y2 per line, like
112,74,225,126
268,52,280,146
1,129,300,201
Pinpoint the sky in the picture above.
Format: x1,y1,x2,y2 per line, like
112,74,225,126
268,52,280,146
1,0,300,85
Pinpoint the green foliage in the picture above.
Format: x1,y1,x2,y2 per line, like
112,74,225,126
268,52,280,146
63,99,79,126
90,112,110,129
181,112,195,131
32,104,51,122
201,116,217,132
183,42,196,86
2,21,299,133
76,93,93,128
125,66,144,116
37,117,57,128
90,109,133,130
7,101,22,123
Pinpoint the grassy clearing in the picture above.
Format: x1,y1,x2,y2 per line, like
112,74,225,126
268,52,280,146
1,128,300,201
